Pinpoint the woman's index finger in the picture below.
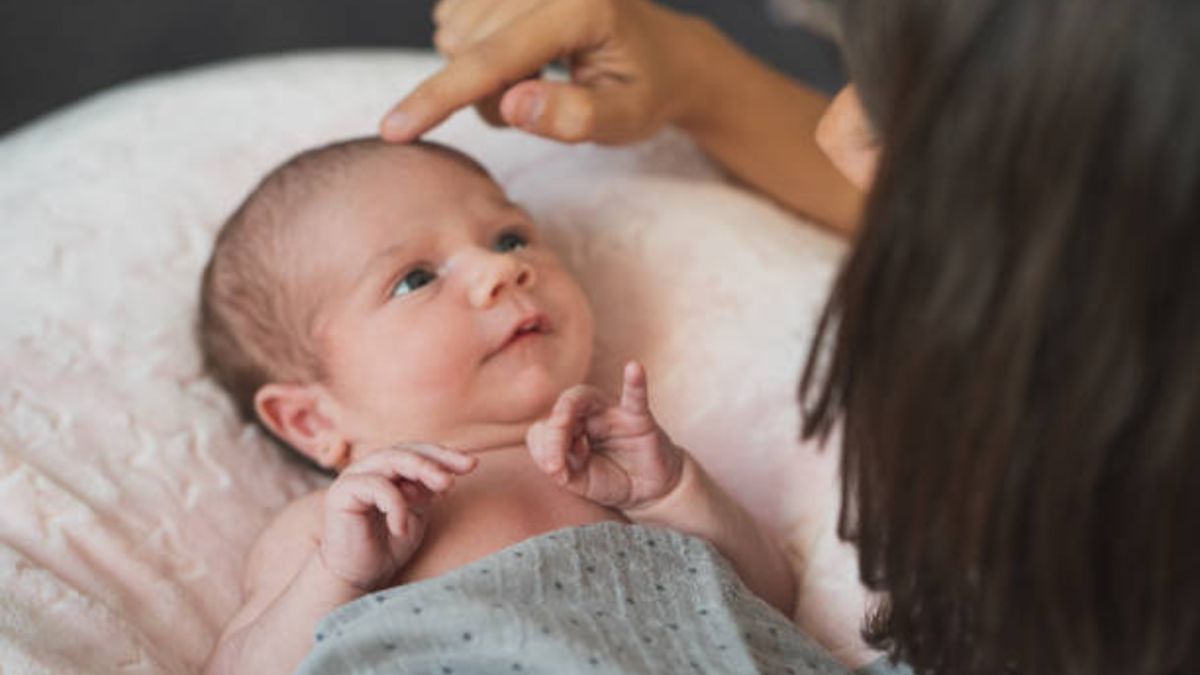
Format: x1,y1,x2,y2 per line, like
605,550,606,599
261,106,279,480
381,0,606,141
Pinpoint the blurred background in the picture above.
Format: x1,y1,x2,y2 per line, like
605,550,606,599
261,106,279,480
0,0,845,137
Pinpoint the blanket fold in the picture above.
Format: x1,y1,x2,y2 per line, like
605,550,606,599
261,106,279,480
297,522,850,675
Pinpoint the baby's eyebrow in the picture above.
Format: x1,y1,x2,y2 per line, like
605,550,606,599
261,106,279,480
353,242,411,289
493,199,532,222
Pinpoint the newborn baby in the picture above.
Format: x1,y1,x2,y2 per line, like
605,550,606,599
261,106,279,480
198,138,795,674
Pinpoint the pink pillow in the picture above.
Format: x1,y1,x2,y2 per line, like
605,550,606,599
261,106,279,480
0,50,874,673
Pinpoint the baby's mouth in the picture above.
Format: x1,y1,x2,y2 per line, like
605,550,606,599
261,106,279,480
488,313,552,360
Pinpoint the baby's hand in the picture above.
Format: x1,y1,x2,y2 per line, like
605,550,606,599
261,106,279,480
319,445,477,592
527,361,683,511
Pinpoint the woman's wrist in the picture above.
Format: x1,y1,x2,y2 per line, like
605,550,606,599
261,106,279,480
667,14,737,136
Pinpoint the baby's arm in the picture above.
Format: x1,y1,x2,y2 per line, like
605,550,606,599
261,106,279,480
203,491,357,675
527,362,796,616
626,452,797,616
203,447,477,675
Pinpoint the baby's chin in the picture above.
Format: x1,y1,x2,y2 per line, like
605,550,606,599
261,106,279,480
486,384,561,428
496,357,585,409
363,392,559,454
442,384,567,451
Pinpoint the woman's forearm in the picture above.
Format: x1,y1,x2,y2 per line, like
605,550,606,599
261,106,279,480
674,19,863,236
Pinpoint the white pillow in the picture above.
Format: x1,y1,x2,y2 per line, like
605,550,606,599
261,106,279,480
0,49,871,673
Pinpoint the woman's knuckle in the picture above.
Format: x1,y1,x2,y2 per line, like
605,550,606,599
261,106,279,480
433,29,458,53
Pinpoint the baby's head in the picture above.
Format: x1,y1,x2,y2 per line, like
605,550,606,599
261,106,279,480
200,138,594,470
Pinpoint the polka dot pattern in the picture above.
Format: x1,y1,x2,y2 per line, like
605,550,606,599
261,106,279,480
295,523,867,675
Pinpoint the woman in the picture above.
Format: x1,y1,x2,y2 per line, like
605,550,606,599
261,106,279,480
382,1,1200,673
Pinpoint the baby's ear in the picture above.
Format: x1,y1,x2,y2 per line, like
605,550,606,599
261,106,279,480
254,383,351,469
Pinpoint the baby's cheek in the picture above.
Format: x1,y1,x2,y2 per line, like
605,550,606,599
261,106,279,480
399,331,477,387
560,284,596,383
356,330,469,406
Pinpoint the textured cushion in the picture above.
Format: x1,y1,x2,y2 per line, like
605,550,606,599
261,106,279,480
0,49,871,673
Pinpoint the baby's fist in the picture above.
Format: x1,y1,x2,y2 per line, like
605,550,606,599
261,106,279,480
319,444,477,591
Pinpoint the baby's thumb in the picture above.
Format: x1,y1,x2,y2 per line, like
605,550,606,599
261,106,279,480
499,80,641,145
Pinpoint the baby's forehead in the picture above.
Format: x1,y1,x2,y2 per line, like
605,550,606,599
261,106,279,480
340,147,510,207
340,153,521,223
293,149,526,274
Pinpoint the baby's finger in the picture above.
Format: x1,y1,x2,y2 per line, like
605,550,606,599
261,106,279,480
343,449,460,493
400,443,480,475
351,443,478,476
328,474,410,536
565,430,591,474
399,481,436,513
619,360,650,414
526,419,570,478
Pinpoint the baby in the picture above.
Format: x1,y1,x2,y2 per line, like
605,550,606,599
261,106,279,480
199,137,796,674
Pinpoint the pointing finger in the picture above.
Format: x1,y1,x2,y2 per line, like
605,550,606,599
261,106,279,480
380,0,605,141
619,360,650,413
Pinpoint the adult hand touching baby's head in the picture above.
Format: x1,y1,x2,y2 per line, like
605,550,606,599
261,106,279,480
382,0,710,145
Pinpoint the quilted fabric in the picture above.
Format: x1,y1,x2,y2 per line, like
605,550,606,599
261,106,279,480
0,49,872,673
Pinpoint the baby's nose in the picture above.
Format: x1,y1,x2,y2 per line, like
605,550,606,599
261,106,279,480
467,252,535,307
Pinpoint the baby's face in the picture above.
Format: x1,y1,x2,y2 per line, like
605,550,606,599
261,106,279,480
300,149,593,454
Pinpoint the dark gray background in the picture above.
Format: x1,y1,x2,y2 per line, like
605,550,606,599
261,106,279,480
0,0,845,137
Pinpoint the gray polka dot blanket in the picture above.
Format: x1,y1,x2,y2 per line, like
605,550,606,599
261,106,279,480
296,522,853,675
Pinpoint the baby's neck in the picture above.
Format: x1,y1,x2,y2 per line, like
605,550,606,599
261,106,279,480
423,418,535,456
351,416,544,463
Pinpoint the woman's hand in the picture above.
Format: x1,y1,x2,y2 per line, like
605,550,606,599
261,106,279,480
382,0,713,144
318,445,477,591
526,361,684,510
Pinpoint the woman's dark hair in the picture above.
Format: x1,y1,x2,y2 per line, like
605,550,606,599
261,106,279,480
800,0,1200,673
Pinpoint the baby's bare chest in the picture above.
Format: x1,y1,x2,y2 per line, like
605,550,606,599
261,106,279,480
393,448,626,585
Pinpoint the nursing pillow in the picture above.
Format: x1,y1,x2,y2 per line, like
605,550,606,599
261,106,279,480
0,50,872,673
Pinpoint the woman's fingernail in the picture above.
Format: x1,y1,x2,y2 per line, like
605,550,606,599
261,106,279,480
515,92,544,129
382,111,413,139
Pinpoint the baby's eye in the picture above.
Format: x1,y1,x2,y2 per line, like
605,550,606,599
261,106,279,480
493,230,529,253
390,267,436,298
